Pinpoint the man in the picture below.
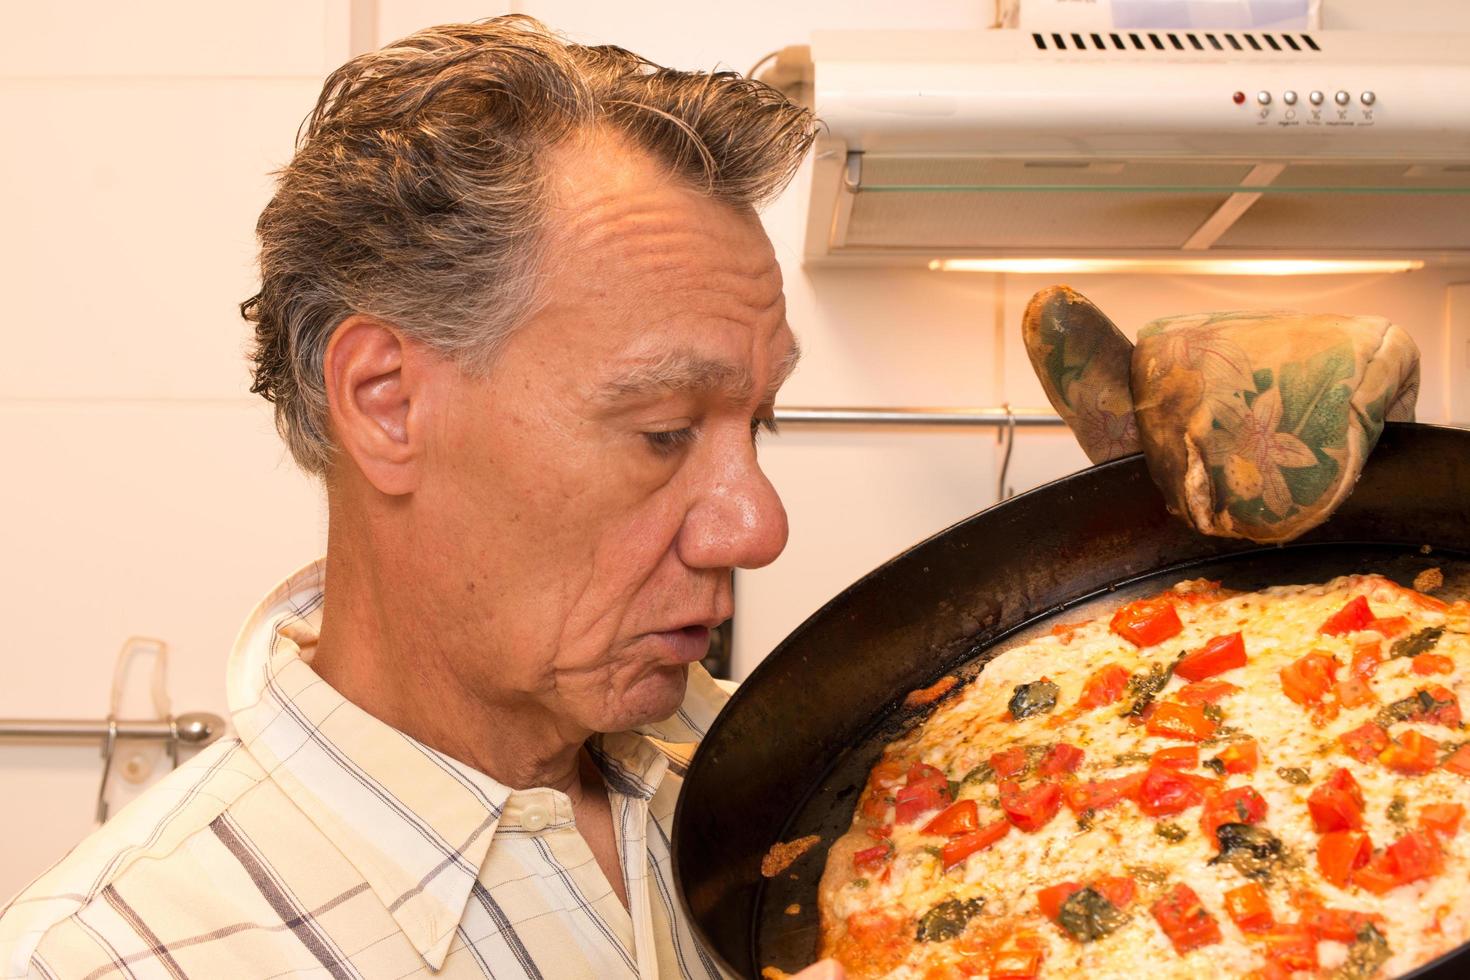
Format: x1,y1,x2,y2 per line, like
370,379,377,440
1,16,836,979
0,14,1421,980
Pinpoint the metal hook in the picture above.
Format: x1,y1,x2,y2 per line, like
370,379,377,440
96,716,118,823
168,715,181,771
996,403,1017,503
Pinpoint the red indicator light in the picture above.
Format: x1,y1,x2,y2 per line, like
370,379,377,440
1232,91,1246,104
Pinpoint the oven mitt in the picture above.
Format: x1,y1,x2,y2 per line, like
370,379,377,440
1022,285,1420,544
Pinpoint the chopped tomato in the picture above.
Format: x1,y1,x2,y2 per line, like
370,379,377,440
1379,730,1440,775
999,780,1063,833
1176,680,1240,705
1261,925,1319,972
853,841,894,872
1176,632,1248,682
1316,830,1372,888
1201,785,1268,847
1110,598,1183,648
1419,803,1465,838
990,746,1030,779
908,762,946,782
1214,739,1259,774
1334,677,1377,709
1353,853,1402,895
1151,883,1222,953
868,759,909,788
1037,881,1083,921
1300,904,1382,943
1339,722,1389,763
1152,746,1199,770
1223,882,1275,934
1063,772,1143,814
1355,829,1446,894
864,824,892,840
1211,784,1269,822
1424,685,1463,727
859,794,891,822
1414,653,1455,675
1177,769,1225,794
988,943,1044,980
895,763,952,824
1146,702,1218,742
1280,650,1340,705
1385,829,1446,884
1078,663,1131,709
941,818,1011,868
1038,743,1084,777
1442,743,1470,777
1307,768,1366,833
860,759,909,819
1320,596,1376,636
1093,875,1137,909
1136,766,1207,817
923,799,980,836
1350,641,1385,680
1372,615,1412,638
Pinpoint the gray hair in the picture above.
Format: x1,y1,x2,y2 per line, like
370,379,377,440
242,15,816,475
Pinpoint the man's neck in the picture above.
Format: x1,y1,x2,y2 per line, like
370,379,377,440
309,533,587,795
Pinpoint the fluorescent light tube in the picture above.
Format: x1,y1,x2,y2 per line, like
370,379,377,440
927,258,1424,276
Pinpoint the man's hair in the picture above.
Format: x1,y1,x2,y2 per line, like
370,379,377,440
242,15,816,475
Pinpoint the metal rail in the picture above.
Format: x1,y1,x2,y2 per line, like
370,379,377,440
0,713,226,746
773,406,1064,428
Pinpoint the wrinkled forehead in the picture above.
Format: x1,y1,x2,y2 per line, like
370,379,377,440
530,132,793,390
552,138,777,261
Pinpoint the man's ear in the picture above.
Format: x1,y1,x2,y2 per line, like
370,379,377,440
323,315,426,495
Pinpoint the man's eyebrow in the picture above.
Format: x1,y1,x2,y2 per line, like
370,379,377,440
594,338,801,404
766,338,802,400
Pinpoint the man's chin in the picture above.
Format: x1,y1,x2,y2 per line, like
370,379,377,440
598,663,690,732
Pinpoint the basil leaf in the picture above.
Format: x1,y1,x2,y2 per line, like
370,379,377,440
1057,887,1129,943
1008,680,1060,720
915,897,985,942
1390,626,1443,659
1335,922,1391,980
1209,823,1286,881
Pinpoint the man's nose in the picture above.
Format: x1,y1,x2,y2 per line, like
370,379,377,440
678,448,789,571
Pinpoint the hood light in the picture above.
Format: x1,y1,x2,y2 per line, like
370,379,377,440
927,258,1424,276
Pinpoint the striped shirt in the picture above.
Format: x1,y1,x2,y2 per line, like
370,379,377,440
0,560,732,979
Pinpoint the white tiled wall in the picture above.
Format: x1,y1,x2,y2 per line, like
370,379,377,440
0,2,341,896
3,0,1467,899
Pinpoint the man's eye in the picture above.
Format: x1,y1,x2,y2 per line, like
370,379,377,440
751,416,779,443
643,428,696,454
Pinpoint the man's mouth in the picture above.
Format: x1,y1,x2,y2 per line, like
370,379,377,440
649,624,713,664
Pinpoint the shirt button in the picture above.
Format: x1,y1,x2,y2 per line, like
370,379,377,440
522,804,550,832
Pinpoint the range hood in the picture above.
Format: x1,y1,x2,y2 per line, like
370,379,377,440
794,30,1470,267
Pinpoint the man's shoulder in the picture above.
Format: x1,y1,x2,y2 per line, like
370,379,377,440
0,737,266,977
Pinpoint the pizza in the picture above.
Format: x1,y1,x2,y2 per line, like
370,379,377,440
816,573,1470,979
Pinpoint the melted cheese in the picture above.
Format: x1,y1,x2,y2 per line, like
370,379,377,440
818,575,1470,979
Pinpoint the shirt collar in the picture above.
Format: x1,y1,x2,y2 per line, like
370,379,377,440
226,559,728,968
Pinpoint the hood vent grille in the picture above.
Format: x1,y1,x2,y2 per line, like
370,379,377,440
1032,31,1319,54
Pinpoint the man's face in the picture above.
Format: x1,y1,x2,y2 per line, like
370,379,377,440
411,135,794,734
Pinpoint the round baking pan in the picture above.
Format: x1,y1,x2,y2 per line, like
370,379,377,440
673,421,1470,979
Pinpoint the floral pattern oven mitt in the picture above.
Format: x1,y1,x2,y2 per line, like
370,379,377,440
1022,285,1421,544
